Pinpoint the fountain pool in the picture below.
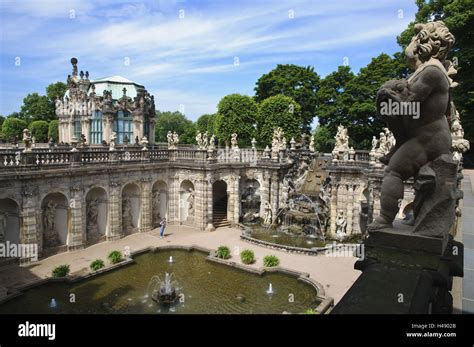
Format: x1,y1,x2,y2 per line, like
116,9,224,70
0,249,320,314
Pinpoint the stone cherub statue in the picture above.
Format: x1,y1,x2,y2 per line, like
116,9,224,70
22,129,32,152
187,188,195,216
335,210,347,238
43,200,60,247
368,21,456,233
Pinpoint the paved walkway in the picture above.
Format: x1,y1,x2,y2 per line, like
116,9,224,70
0,226,361,304
460,170,474,313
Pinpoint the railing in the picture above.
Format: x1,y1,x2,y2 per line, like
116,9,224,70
0,146,287,171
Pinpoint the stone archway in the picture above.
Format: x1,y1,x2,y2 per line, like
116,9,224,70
180,180,195,224
85,187,108,245
152,180,168,227
41,192,69,254
0,198,20,246
213,180,229,228
122,183,141,234
359,188,370,233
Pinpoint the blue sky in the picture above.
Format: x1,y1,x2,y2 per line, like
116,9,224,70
0,0,417,124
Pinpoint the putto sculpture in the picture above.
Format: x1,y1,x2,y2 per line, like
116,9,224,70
368,21,459,238
167,131,179,149
271,127,287,158
332,125,349,161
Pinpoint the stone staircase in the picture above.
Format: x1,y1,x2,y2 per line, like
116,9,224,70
213,197,229,228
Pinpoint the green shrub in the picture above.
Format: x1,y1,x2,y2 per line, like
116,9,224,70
263,255,280,267
90,259,105,271
52,264,70,277
240,249,255,264
303,308,317,314
48,120,59,142
1,117,27,142
29,120,49,143
216,246,231,259
107,250,123,264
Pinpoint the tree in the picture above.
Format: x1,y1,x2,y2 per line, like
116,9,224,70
1,117,27,142
20,93,55,123
254,64,320,133
154,111,195,144
256,95,302,146
46,82,67,103
313,125,334,153
48,120,59,142
29,120,49,143
397,0,474,164
196,114,216,135
215,94,258,146
0,115,4,129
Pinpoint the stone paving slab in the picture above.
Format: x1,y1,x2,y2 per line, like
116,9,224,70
0,225,360,305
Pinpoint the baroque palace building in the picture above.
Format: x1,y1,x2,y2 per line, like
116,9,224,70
55,58,156,145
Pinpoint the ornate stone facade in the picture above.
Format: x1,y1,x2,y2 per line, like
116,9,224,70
55,58,156,145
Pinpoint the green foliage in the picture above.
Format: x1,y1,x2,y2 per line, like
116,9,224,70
303,308,318,314
196,114,216,136
1,117,27,142
20,93,55,122
398,0,474,164
107,250,123,264
240,249,255,264
256,95,302,146
90,259,105,271
215,94,258,146
0,115,4,128
313,125,334,153
263,255,279,267
52,264,70,277
46,82,67,103
48,120,59,142
29,120,49,143
255,64,320,133
216,246,231,259
155,111,195,144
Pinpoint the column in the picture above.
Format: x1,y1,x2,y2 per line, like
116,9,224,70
20,190,38,262
140,178,152,232
81,117,91,144
102,114,113,143
352,186,362,234
205,175,214,231
195,178,207,230
107,182,122,240
346,185,354,235
329,183,338,237
232,175,240,225
68,185,85,251
260,172,271,218
270,172,279,223
168,177,180,224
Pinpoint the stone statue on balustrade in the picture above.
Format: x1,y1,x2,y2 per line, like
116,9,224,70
122,196,134,232
209,135,216,151
167,131,180,149
196,131,209,150
368,21,460,239
332,125,349,161
43,200,60,248
271,128,287,159
109,132,117,151
309,136,315,152
22,129,32,152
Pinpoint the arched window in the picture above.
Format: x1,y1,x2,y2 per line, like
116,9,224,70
90,110,103,144
114,111,133,144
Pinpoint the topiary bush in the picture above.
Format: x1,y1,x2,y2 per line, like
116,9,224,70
90,259,105,271
29,120,49,142
107,250,123,264
263,255,280,267
1,117,27,142
216,246,231,259
52,264,70,277
240,249,255,264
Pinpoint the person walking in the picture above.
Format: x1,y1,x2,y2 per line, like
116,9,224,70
159,217,167,239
